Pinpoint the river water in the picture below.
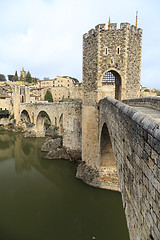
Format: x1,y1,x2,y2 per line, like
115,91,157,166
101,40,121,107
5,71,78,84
0,132,129,240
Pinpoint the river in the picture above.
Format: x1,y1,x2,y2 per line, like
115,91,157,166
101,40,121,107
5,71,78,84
0,131,129,240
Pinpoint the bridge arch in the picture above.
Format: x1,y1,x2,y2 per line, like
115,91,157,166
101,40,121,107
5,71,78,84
101,68,123,101
98,120,119,190
20,110,31,123
100,122,116,167
36,110,51,137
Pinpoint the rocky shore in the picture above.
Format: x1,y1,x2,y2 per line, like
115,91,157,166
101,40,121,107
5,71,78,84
41,126,81,162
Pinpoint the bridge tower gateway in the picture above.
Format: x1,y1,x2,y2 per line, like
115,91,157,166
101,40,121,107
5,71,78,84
13,86,30,124
82,22,142,168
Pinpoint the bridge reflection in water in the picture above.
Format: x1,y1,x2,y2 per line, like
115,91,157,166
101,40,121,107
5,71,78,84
0,132,129,240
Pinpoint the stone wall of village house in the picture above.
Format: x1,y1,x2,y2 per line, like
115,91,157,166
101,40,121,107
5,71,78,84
0,98,12,112
36,76,75,89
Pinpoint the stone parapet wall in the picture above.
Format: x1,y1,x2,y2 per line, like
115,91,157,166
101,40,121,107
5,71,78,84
123,97,160,111
99,97,160,240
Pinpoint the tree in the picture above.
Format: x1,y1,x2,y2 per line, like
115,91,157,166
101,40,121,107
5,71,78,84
0,74,6,81
155,89,160,96
20,75,23,82
62,76,79,82
144,89,150,92
14,71,18,81
32,77,38,83
25,71,32,83
44,90,53,102
8,75,15,81
8,74,18,81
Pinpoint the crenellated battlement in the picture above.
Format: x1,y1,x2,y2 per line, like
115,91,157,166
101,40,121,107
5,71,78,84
83,22,142,39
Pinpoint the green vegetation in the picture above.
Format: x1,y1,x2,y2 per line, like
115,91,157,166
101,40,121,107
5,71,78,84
9,114,14,120
0,74,6,81
62,76,79,83
8,74,18,81
144,89,150,92
20,74,23,82
14,71,18,81
155,89,160,96
0,110,9,116
0,126,4,131
44,90,53,102
46,113,51,122
25,71,32,83
33,77,38,83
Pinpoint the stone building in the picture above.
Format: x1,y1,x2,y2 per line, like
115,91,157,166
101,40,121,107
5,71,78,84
20,67,26,79
82,22,142,167
37,76,75,89
37,76,82,102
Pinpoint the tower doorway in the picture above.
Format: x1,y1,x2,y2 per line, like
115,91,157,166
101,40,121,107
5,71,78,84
102,70,121,100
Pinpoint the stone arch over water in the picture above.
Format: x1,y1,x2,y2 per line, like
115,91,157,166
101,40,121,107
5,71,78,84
101,69,122,101
21,110,31,123
36,110,51,137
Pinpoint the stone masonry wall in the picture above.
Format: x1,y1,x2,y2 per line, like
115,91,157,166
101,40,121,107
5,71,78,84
123,97,160,111
126,25,142,98
82,22,142,168
97,23,142,100
20,101,82,151
99,97,160,240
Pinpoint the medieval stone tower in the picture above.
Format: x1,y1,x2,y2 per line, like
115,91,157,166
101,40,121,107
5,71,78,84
13,86,30,124
82,22,142,167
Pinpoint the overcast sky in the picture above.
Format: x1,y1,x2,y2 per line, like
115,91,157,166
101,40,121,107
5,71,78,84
0,0,160,89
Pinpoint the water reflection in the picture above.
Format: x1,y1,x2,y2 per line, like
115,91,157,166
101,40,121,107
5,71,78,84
0,132,129,240
0,132,80,189
0,132,40,173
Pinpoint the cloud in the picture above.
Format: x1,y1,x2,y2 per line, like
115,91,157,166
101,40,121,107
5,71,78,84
0,0,160,89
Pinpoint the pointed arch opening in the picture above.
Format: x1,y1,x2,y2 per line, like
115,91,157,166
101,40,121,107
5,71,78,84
102,70,121,100
100,122,120,191
36,111,51,137
100,123,116,167
21,110,31,124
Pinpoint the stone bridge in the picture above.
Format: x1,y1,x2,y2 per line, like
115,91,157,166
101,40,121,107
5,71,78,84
11,20,160,239
77,96,160,240
15,95,160,240
20,101,82,151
